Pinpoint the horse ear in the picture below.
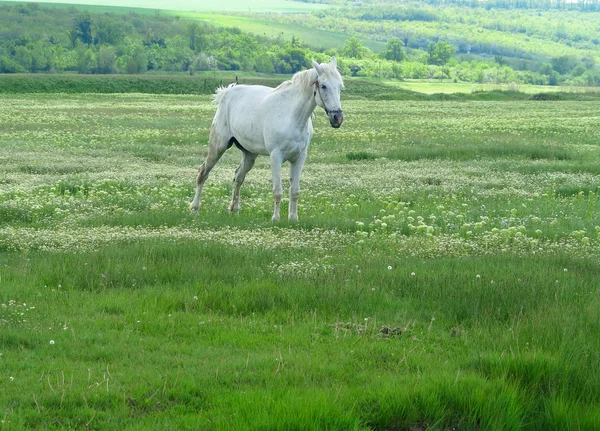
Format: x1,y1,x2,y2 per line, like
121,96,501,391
312,59,324,76
329,57,337,68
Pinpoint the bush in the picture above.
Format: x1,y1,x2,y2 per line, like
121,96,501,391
531,93,562,101
0,56,27,73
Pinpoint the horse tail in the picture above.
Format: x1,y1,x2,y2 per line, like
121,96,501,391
212,82,236,105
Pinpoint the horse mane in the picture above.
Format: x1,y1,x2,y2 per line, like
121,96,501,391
212,82,236,104
275,62,344,92
210,63,343,104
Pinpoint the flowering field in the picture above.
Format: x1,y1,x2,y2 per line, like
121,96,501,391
1,92,600,429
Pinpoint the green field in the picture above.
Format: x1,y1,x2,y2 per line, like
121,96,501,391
2,0,327,12
175,12,385,52
2,90,600,429
390,79,600,95
1,0,358,53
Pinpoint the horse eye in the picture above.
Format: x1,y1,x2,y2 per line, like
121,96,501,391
321,85,327,90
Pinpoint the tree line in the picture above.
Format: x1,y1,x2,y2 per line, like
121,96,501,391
1,3,599,87
0,4,321,75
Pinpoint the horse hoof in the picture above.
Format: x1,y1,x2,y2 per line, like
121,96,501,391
271,216,280,223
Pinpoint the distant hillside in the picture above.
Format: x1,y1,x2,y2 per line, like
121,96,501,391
294,0,600,10
252,2,600,62
1,0,327,12
1,1,599,87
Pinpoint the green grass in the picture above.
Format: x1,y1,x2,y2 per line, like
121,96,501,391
2,91,600,429
2,245,599,429
389,80,600,95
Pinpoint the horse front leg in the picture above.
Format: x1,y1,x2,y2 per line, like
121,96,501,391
288,151,307,222
270,152,284,222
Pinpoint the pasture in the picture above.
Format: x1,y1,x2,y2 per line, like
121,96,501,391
173,12,385,53
391,79,600,95
1,91,600,429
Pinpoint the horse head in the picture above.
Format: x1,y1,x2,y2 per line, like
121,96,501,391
312,57,344,128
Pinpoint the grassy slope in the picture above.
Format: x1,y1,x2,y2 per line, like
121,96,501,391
389,80,600,94
175,11,385,52
0,0,328,12
4,0,600,66
0,0,361,52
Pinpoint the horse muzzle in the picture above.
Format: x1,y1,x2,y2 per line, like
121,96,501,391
328,110,344,128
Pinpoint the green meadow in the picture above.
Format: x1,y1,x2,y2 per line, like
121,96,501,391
391,79,600,95
174,12,386,53
1,0,354,52
2,87,600,429
2,0,327,12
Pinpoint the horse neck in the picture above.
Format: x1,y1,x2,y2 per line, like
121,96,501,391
281,70,318,126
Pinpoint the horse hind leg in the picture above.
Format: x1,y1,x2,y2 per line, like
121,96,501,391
229,149,257,214
190,125,230,211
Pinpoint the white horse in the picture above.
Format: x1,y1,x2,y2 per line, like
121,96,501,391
190,57,344,222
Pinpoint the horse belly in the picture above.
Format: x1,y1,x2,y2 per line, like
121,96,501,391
226,91,270,155
229,122,269,155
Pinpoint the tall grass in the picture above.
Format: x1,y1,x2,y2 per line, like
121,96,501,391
2,243,599,429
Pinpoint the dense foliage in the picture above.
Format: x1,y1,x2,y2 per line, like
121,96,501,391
1,1,600,86
0,3,325,75
253,0,600,85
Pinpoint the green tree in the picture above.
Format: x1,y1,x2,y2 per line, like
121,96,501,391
71,13,93,46
391,62,403,79
255,53,274,73
277,47,308,73
495,65,517,83
95,16,126,45
571,64,586,77
540,64,559,85
342,35,369,59
404,61,428,79
186,22,204,52
75,42,95,73
96,46,116,73
584,70,600,86
494,55,506,66
116,55,135,74
427,41,456,65
134,50,148,73
582,56,596,70
550,55,577,75
14,46,33,71
382,38,405,62
0,55,26,73
28,41,53,72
